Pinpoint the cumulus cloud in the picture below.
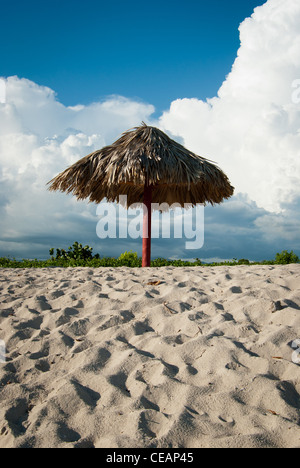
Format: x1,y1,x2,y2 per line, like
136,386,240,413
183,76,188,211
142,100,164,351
1,77,155,140
0,77,154,258
0,79,5,104
159,0,300,214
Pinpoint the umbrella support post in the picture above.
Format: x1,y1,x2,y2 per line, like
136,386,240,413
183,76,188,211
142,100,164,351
142,183,152,267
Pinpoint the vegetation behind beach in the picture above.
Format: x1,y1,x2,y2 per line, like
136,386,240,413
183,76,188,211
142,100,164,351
0,243,299,268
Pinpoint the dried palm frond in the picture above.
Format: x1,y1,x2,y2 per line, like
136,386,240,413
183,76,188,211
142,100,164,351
48,123,234,208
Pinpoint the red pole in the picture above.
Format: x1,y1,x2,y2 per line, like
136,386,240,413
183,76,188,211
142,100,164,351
142,183,152,267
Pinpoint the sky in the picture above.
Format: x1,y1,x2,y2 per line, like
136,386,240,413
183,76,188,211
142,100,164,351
1,0,267,115
0,0,300,262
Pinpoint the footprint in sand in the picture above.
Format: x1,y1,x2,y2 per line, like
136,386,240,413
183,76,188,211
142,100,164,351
82,347,111,373
48,290,65,300
56,422,81,443
35,359,51,373
229,286,242,294
55,307,79,326
218,415,235,426
29,344,50,360
138,410,171,439
34,296,52,311
4,398,33,437
70,379,101,408
109,371,131,396
16,316,44,331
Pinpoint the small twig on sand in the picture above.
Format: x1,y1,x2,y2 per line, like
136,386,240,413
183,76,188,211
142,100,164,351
194,326,203,337
163,302,177,314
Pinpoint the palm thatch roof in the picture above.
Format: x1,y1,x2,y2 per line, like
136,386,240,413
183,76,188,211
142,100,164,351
48,123,234,207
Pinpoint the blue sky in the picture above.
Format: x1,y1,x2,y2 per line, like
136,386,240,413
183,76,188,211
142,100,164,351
1,0,300,262
1,0,266,114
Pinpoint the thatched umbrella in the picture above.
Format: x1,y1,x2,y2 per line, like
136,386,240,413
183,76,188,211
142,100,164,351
48,123,234,266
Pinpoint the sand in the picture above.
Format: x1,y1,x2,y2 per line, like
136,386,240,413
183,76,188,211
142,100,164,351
0,264,299,448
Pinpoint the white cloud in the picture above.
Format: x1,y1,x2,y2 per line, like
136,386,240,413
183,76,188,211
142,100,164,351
0,79,5,104
159,0,300,213
1,77,154,140
0,77,155,257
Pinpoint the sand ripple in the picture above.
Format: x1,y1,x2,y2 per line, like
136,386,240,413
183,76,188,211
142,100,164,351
0,265,299,448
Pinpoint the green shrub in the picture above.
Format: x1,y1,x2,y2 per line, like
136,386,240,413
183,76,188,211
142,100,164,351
117,251,141,267
275,250,299,264
0,257,13,267
49,242,100,261
1,245,299,268
238,259,250,265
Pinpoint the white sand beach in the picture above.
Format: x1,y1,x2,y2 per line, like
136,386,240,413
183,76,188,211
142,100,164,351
0,265,299,448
